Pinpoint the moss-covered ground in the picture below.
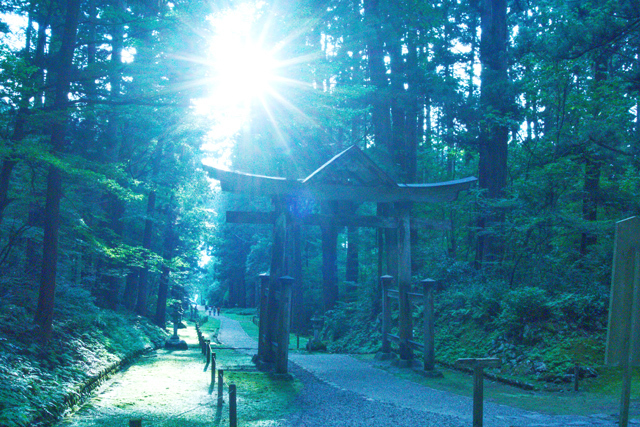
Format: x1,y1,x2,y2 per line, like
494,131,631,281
204,313,303,426
54,312,301,427
221,309,310,352
0,304,168,427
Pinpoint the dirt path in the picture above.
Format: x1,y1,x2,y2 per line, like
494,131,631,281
217,315,639,427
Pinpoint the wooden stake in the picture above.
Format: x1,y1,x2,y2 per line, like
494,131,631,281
380,275,393,354
275,276,293,374
229,384,237,427
396,204,413,362
473,366,484,427
620,249,640,427
257,273,270,362
218,369,224,405
211,352,216,385
456,358,501,427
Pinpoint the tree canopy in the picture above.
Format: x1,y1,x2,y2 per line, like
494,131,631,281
0,0,639,341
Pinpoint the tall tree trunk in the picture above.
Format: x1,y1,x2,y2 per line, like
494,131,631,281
122,269,138,310
23,8,49,276
345,202,360,284
580,156,601,254
580,52,608,254
154,200,177,327
346,226,360,284
405,32,419,183
0,0,45,227
136,191,155,316
389,39,406,180
0,109,24,225
34,0,81,341
102,0,126,310
321,202,339,312
364,0,391,152
24,206,42,277
0,159,17,226
476,0,510,267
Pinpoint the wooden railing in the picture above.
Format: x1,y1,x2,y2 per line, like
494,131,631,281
380,275,438,373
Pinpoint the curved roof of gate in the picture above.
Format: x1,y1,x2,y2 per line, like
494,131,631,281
203,146,476,203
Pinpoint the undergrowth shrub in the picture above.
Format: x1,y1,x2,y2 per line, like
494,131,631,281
548,292,607,331
322,294,382,354
0,275,168,427
498,287,551,342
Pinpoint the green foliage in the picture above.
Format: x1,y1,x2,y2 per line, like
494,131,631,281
0,279,167,427
498,287,553,342
321,284,383,354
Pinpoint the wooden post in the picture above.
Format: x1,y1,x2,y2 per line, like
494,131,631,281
396,203,413,364
217,369,224,405
265,207,287,364
473,365,484,427
320,207,339,312
605,217,640,427
229,383,237,427
292,221,304,334
422,278,437,372
573,364,579,392
257,273,270,362
129,419,142,427
275,276,294,374
205,340,211,362
211,352,216,385
456,358,501,427
621,255,640,427
380,275,393,354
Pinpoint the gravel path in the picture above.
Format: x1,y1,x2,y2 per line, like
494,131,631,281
216,315,640,427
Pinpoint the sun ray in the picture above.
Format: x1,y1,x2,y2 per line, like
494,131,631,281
193,0,331,167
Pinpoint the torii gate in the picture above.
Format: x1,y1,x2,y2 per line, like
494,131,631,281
205,146,475,373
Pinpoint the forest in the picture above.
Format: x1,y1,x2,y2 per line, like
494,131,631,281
0,0,639,424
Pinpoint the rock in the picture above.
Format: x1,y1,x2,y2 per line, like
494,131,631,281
306,339,327,352
566,365,599,379
164,337,188,350
585,367,598,378
532,361,547,373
